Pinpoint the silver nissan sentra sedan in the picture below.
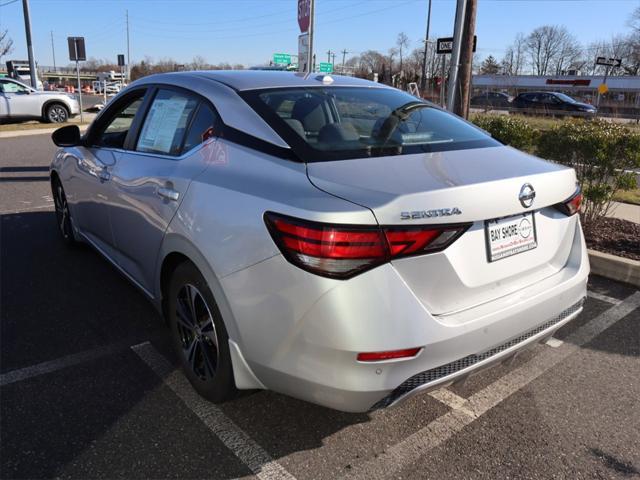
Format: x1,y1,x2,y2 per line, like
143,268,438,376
50,71,589,412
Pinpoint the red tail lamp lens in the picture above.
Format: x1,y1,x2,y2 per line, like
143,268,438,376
357,348,421,362
555,188,583,216
265,213,470,279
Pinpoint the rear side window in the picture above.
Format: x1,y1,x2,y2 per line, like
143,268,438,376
136,89,198,156
182,103,219,153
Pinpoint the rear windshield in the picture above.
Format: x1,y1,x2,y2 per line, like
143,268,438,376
241,86,499,162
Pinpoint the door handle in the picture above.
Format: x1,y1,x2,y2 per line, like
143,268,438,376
157,186,179,201
98,169,111,182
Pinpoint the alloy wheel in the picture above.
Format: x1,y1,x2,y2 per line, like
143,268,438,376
49,105,68,123
53,184,71,239
175,283,219,381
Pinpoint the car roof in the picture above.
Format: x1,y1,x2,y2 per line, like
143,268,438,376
137,70,392,92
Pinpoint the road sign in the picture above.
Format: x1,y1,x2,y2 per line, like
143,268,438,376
298,34,309,72
117,54,125,66
319,62,333,73
298,0,311,33
598,83,609,95
67,37,86,61
437,36,476,54
273,53,291,65
595,57,622,68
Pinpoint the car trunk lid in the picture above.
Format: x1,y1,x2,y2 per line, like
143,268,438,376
306,145,580,315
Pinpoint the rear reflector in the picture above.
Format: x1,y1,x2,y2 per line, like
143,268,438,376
357,348,421,362
265,212,470,279
555,187,582,216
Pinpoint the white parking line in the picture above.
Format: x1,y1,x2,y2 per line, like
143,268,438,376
545,337,564,348
428,389,477,418
587,291,622,305
0,204,54,215
0,342,125,387
342,291,640,480
131,342,297,480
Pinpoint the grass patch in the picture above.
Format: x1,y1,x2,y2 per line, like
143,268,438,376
0,120,91,132
612,188,640,205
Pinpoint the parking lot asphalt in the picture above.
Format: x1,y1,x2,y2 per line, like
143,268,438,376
1,133,639,480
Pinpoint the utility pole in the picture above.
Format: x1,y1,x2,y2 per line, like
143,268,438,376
420,0,432,94
126,9,131,81
307,0,315,74
327,50,333,64
50,31,56,72
440,54,446,107
596,65,610,110
341,49,348,73
22,0,38,89
446,0,466,112
454,0,477,118
331,52,336,66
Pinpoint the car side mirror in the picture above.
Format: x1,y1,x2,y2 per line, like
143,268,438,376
52,125,82,147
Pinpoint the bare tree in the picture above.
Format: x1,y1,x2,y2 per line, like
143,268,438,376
189,55,209,70
525,25,575,75
501,33,526,75
0,29,14,60
387,47,397,82
629,6,640,33
552,31,582,74
396,32,410,79
584,34,639,76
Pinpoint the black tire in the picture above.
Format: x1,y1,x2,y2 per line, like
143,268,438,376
168,262,237,403
51,177,78,246
45,103,69,123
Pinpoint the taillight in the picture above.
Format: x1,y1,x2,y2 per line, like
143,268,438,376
357,348,421,362
555,188,582,216
265,212,470,279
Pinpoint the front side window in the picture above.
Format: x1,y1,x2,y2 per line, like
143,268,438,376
94,92,145,149
242,86,498,162
0,80,30,94
136,89,198,156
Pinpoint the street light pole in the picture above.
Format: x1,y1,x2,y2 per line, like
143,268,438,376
51,31,56,72
22,0,38,89
307,0,315,73
420,0,432,94
126,9,131,81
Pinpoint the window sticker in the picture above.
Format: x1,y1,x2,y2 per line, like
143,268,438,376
137,97,189,154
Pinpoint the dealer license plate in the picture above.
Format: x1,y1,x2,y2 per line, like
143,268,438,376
485,212,537,262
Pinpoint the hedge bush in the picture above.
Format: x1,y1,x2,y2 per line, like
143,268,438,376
537,120,640,227
472,115,537,152
472,115,640,227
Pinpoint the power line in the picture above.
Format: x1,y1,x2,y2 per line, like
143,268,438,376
0,0,20,7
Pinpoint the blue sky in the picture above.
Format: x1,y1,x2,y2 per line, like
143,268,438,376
0,0,637,68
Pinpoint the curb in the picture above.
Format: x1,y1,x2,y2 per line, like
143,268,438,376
0,124,90,139
588,249,640,288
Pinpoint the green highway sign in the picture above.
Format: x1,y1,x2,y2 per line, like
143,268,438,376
319,62,333,73
273,53,292,65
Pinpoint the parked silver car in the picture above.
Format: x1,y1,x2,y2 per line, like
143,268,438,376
0,77,80,123
49,71,589,412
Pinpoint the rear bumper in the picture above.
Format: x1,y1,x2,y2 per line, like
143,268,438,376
373,297,584,409
222,218,589,412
